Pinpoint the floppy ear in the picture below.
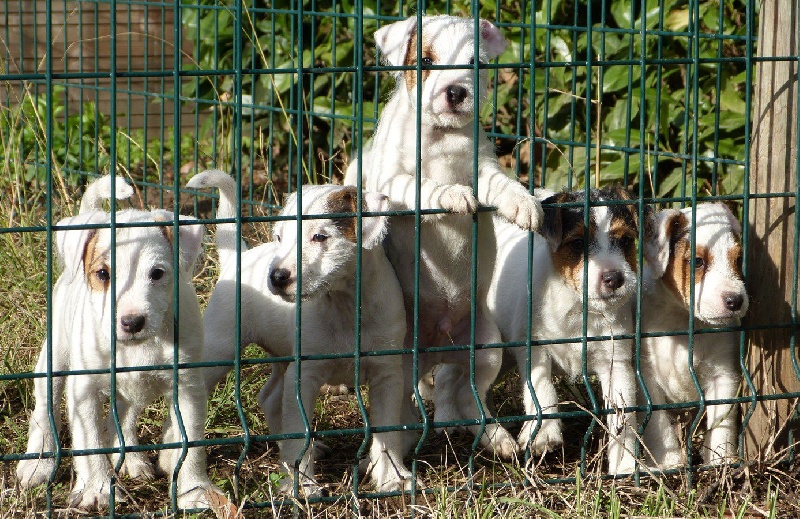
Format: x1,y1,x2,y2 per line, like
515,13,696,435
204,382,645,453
149,210,205,272
55,210,108,280
539,193,565,251
644,208,684,279
375,17,417,67
478,19,507,60
360,192,390,249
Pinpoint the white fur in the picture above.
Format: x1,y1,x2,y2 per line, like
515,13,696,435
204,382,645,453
487,190,641,475
344,15,544,459
641,203,747,468
188,170,413,497
16,176,218,510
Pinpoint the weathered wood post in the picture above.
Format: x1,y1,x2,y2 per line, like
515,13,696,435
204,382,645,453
745,0,800,460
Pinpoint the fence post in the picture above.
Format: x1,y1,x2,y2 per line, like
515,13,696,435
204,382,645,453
745,0,800,461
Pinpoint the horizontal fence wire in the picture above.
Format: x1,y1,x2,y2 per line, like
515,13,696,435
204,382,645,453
1,0,799,516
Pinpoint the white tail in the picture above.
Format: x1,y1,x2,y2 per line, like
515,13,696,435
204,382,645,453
79,175,134,214
186,169,245,273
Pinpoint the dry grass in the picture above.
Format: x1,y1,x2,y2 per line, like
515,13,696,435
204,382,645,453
1,175,798,518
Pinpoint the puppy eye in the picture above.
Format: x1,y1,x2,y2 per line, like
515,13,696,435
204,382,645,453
311,233,328,243
567,239,585,254
150,268,165,281
735,255,743,271
274,235,281,243
692,257,705,270
421,56,433,66
96,269,110,282
617,236,633,249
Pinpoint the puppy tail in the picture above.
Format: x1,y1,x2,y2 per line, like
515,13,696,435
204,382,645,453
186,169,245,272
79,175,134,214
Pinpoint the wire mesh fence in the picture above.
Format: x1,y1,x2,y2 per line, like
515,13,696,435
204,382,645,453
1,0,798,516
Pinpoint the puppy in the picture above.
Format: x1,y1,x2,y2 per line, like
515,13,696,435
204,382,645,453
488,187,643,475
16,175,218,510
344,15,543,459
641,203,748,467
187,170,412,496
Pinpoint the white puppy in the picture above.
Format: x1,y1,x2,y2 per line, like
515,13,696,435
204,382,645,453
641,203,748,467
187,170,412,496
488,187,644,475
16,175,218,510
344,15,543,459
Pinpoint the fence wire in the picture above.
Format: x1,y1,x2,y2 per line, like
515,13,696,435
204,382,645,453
0,0,797,516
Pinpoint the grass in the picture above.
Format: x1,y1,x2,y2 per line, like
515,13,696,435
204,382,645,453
1,170,798,519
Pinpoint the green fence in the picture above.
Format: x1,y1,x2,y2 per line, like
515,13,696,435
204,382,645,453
1,0,797,516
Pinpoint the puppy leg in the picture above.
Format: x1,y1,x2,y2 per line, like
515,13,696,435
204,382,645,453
596,348,637,475
109,395,154,480
257,362,287,434
515,346,563,455
640,380,682,469
278,363,324,498
66,375,115,510
159,373,220,509
702,374,739,465
17,339,65,489
451,310,518,460
364,357,415,492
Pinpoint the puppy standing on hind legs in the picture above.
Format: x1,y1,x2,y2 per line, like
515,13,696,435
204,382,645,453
187,170,414,496
345,15,543,459
640,203,748,468
487,187,646,475
16,175,220,510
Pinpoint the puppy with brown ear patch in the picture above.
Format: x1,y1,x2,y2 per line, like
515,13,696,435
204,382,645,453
16,175,219,511
344,14,542,460
641,203,748,468
488,187,645,475
187,170,413,497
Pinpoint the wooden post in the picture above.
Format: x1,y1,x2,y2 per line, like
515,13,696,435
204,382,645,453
745,0,800,460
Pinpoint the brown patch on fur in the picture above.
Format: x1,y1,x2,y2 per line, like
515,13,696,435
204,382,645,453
82,231,110,292
610,216,639,273
552,221,592,291
152,214,174,246
728,242,743,277
663,218,710,305
326,187,360,242
403,27,436,89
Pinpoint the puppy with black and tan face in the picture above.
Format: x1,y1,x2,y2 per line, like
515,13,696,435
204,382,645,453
641,203,748,468
488,187,645,475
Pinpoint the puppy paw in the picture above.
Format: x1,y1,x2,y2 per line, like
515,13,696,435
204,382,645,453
497,191,543,231
16,458,57,489
69,485,111,510
518,420,563,455
118,453,155,480
177,483,225,510
278,475,324,499
481,425,519,460
607,454,637,476
437,185,478,215
366,452,417,493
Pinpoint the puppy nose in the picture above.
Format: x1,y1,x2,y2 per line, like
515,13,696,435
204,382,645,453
723,293,744,312
120,314,146,334
269,268,292,289
601,270,624,291
446,85,468,106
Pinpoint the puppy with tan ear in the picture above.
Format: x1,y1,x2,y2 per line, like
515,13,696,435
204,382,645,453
641,203,748,468
16,175,219,511
345,14,542,461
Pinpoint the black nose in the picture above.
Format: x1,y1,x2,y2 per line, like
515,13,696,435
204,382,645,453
601,270,624,291
120,315,146,335
446,85,468,106
269,268,292,289
723,293,744,312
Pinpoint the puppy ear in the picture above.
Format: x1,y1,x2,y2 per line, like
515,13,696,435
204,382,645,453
539,193,565,250
360,192,390,249
375,17,417,67
150,210,205,272
478,19,507,60
55,210,108,280
644,208,684,279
